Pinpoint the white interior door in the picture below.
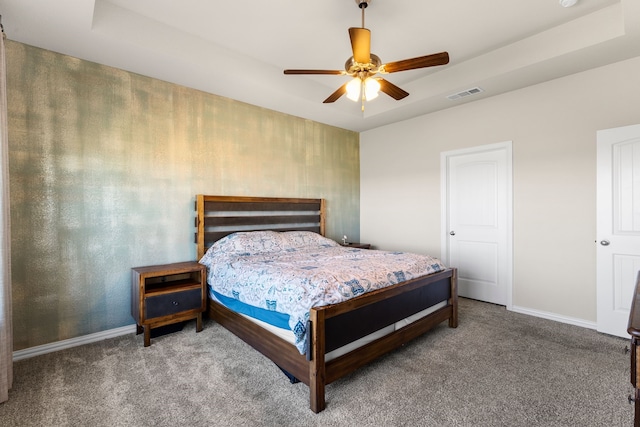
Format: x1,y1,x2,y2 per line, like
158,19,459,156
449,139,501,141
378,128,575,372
596,124,640,338
441,142,512,307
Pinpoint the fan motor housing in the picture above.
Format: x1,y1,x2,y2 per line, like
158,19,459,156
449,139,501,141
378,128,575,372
345,54,381,75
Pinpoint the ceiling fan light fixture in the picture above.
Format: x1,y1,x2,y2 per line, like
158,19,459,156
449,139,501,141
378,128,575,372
346,77,381,102
346,78,362,101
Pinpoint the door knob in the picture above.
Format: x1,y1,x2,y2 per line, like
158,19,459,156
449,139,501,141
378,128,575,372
450,231,456,236
600,240,610,246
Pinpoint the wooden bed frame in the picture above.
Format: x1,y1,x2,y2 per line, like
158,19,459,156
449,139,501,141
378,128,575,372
627,271,640,426
194,194,458,413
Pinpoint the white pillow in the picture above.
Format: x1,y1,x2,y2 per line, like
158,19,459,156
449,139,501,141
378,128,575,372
205,230,286,258
280,231,338,249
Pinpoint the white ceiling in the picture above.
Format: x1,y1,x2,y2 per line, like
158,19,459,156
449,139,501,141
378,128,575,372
1,0,639,132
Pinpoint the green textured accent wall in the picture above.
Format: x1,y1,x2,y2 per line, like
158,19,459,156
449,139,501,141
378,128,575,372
6,41,360,350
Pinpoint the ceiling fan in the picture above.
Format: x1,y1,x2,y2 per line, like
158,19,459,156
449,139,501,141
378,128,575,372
283,0,450,110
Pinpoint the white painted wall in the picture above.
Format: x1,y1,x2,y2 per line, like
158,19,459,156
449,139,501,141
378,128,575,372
360,55,640,324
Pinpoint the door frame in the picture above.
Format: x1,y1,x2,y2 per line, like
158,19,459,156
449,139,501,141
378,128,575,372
440,141,514,310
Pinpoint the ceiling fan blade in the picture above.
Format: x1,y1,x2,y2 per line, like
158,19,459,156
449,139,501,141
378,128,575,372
383,52,449,73
284,69,345,75
323,83,348,103
378,78,409,100
348,27,371,64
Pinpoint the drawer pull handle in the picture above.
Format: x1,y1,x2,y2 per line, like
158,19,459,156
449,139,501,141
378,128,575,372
172,301,179,306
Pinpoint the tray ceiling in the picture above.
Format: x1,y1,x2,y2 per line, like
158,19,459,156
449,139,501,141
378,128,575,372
1,0,638,131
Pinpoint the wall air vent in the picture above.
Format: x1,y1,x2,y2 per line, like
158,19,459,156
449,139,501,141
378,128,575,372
447,87,484,101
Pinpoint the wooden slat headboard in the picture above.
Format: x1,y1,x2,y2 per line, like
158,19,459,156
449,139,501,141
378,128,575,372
194,195,326,259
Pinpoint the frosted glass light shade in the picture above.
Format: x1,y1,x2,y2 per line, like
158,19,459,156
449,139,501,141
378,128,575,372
346,78,361,101
364,78,380,100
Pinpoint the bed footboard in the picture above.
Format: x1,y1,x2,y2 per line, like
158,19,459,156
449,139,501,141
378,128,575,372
308,267,457,412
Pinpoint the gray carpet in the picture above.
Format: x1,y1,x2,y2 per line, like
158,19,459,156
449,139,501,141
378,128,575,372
0,298,633,426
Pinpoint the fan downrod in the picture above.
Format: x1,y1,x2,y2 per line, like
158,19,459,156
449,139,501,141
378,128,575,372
355,0,371,27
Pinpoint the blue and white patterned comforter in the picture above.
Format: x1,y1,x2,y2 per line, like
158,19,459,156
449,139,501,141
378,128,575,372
199,231,446,354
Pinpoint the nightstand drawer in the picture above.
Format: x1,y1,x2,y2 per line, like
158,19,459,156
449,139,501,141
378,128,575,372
145,288,202,319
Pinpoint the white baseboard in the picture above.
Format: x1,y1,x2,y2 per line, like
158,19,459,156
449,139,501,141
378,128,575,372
13,324,137,361
511,305,597,330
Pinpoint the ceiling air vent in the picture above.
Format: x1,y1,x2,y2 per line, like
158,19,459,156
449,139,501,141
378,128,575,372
447,87,484,101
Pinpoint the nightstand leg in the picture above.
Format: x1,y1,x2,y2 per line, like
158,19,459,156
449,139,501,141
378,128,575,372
196,313,203,333
136,324,143,335
144,327,151,347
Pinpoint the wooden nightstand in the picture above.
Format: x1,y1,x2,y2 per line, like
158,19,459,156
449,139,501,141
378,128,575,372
342,242,371,249
131,261,207,347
